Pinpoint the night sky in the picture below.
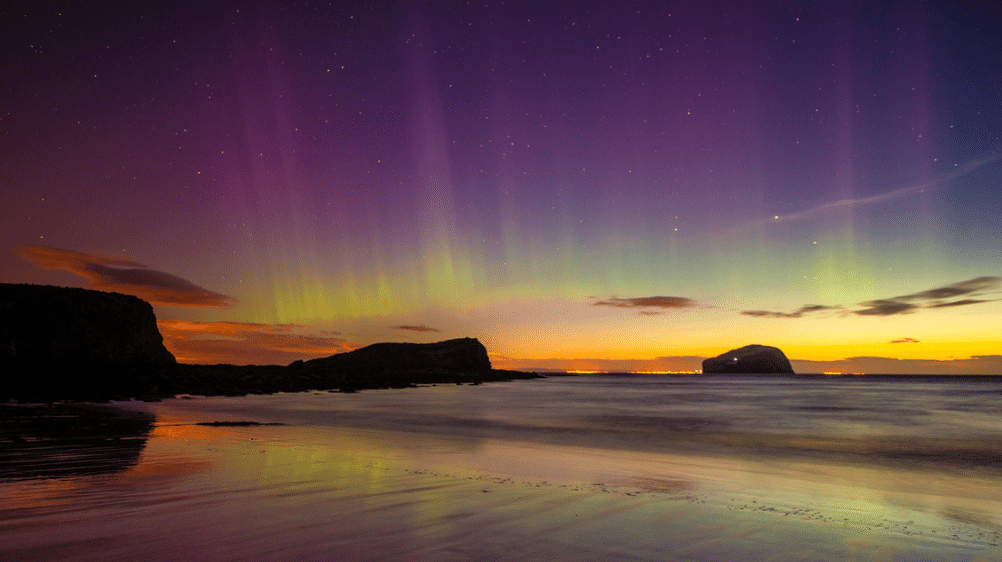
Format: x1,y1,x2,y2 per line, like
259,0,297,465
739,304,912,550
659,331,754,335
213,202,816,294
3,2,1001,373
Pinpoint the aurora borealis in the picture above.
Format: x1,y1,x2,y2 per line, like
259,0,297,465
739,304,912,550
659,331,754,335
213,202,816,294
3,2,1000,373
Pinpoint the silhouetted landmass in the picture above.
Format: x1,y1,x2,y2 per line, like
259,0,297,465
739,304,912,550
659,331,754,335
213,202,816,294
291,337,507,392
2,343,540,402
0,284,539,402
702,344,795,374
299,337,491,373
0,283,176,366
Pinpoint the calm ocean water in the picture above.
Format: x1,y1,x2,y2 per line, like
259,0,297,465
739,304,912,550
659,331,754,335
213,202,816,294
161,374,1002,465
3,375,1002,561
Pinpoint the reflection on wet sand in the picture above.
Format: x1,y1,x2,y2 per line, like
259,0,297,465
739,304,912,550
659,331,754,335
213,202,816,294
3,380,1002,561
0,404,154,481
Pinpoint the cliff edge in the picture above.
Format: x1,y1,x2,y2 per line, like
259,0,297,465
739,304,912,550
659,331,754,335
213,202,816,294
0,283,176,366
0,284,537,401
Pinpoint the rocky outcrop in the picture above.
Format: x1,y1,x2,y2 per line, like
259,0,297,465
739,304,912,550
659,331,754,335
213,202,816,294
301,337,491,374
702,344,794,374
291,338,517,391
0,284,538,401
0,283,176,366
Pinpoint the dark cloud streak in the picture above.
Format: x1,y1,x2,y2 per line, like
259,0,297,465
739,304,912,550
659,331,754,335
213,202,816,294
911,277,1000,300
594,296,696,310
854,277,999,316
854,299,920,317
394,325,442,333
741,277,998,320
741,304,838,319
926,298,993,308
21,245,235,308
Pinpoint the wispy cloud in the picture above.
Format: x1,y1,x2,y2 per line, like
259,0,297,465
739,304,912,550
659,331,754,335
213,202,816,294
927,298,994,308
394,325,441,333
594,296,697,310
742,278,999,320
854,299,919,316
889,337,920,344
855,277,1000,316
741,304,840,319
909,277,1001,300
21,245,235,308
731,154,1000,232
157,320,356,365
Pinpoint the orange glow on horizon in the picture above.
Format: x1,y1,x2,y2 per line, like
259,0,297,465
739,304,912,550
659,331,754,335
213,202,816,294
148,315,1002,374
631,370,702,375
157,319,357,365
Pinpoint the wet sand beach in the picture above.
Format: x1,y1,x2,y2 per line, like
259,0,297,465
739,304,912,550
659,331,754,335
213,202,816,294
3,376,1002,561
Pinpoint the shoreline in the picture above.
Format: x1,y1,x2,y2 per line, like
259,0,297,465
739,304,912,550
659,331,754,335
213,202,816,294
6,392,1001,561
8,376,1002,475
6,367,1001,404
4,382,1002,561
0,363,542,403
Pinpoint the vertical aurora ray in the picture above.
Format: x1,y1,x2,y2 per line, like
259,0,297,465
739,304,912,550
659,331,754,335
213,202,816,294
404,12,476,306
810,17,864,304
227,30,324,322
5,2,999,368
218,19,409,323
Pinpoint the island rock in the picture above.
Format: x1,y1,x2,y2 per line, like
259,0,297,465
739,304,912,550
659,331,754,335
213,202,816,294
701,344,794,374
0,283,176,366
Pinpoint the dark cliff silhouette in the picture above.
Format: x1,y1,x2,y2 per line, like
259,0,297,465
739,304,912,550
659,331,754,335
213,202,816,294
1,283,176,366
0,284,538,402
302,337,491,373
290,337,508,391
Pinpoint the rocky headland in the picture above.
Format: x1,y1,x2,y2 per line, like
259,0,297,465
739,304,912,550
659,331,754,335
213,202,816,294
0,283,539,402
1,283,176,367
701,344,795,374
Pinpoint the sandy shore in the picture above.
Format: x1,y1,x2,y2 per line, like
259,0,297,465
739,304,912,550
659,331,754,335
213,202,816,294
3,388,1002,561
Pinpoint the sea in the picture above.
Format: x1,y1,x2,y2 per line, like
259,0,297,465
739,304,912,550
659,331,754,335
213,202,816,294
3,374,1002,561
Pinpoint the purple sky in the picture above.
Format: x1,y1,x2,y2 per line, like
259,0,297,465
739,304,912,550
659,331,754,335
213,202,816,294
2,2,1001,371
